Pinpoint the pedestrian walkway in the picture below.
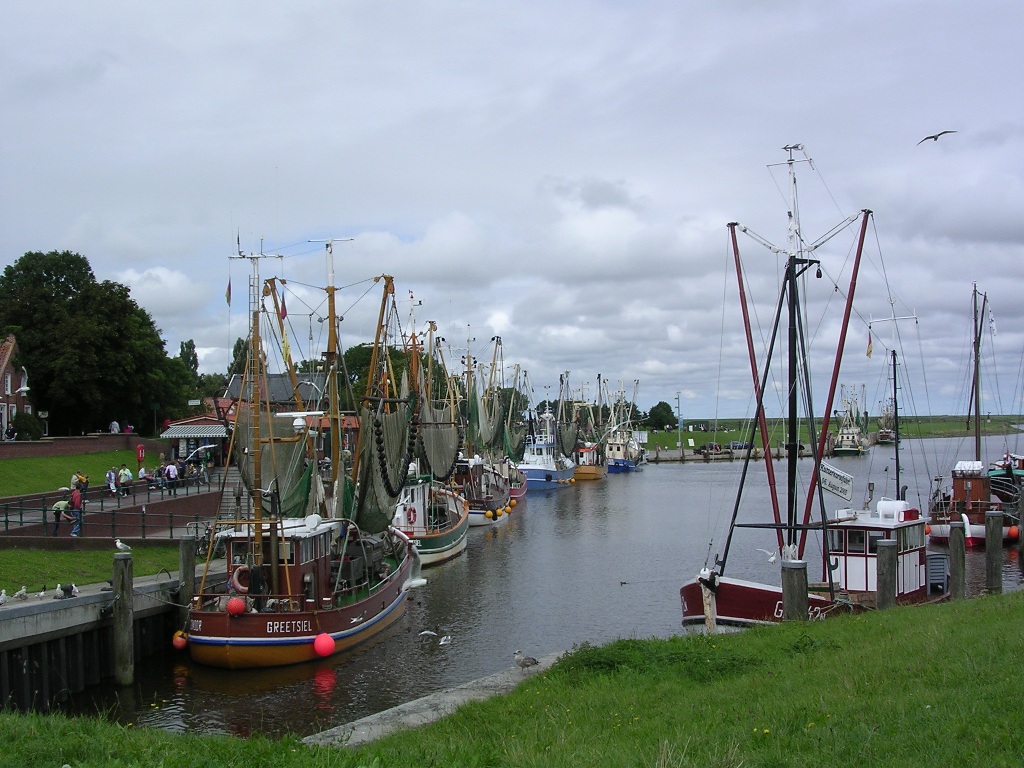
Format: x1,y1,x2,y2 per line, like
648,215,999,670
303,652,561,748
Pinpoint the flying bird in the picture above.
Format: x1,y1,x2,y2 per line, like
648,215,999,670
115,539,132,552
438,635,453,646
917,130,957,145
756,548,778,564
514,649,539,673
13,586,27,601
418,629,438,638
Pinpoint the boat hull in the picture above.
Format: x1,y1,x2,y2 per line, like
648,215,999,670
573,463,607,480
926,522,1016,548
680,575,837,627
411,517,470,565
187,559,412,669
607,459,639,473
521,464,575,490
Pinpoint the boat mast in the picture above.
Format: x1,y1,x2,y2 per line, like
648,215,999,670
892,349,901,497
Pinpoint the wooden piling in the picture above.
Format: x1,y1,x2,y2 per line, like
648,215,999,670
949,522,966,599
985,510,1003,594
876,539,897,610
112,552,134,686
781,559,808,621
178,536,197,626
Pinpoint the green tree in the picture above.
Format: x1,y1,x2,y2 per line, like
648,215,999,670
647,401,677,430
228,337,247,377
0,250,190,435
179,339,199,379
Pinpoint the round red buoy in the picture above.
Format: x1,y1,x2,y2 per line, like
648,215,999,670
226,596,246,616
1010,525,1019,541
313,632,335,657
172,630,188,650
924,524,931,536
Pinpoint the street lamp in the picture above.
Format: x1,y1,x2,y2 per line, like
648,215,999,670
675,391,682,458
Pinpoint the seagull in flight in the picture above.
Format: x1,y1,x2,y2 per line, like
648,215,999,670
756,548,778,564
917,130,957,145
438,635,453,646
514,649,539,673
115,539,132,552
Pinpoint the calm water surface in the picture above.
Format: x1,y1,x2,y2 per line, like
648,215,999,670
64,435,1023,738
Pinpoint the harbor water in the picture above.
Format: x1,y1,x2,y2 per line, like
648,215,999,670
62,435,1024,738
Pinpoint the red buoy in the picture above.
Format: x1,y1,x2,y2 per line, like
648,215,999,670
313,632,335,657
172,631,188,650
227,596,246,616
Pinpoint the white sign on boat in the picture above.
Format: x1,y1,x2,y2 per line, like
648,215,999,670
819,462,853,501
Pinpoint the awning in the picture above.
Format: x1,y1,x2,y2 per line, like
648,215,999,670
161,424,228,439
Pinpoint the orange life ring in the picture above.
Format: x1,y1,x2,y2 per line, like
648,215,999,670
230,565,250,594
408,507,417,524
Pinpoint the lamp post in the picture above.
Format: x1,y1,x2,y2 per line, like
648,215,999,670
675,391,682,459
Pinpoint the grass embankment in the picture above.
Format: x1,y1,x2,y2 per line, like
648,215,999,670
645,414,1023,452
4,591,1022,766
0,449,158,498
0,546,182,593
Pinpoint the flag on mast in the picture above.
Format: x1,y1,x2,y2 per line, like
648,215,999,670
225,278,231,307
280,292,287,320
866,332,873,358
989,308,997,336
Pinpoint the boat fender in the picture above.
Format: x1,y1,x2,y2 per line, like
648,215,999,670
408,507,417,524
230,565,250,594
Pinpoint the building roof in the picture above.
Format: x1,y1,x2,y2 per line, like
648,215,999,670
160,415,228,440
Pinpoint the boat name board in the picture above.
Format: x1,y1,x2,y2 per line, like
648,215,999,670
819,462,853,501
267,619,314,634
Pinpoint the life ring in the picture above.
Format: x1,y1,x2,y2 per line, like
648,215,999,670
408,507,417,524
230,565,250,594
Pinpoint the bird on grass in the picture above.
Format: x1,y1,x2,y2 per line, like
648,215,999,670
917,130,957,145
13,586,27,601
514,649,539,673
115,539,132,552
756,548,778,564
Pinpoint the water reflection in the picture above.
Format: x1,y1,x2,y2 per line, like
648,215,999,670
62,436,1022,738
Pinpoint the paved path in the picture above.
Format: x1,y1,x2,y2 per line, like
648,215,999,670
303,651,561,748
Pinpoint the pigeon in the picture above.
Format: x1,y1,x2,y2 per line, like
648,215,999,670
917,130,957,145
13,586,27,601
756,548,778,564
514,649,539,673
115,539,132,552
0,589,7,605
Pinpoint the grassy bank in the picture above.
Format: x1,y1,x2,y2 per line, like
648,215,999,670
0,449,153,498
3,591,1023,767
645,414,1023,453
0,546,182,592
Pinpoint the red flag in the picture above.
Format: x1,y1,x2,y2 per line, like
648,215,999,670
866,332,873,358
225,278,231,306
280,293,287,320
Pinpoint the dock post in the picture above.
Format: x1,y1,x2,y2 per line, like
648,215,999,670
876,540,897,610
781,559,808,621
949,522,966,599
178,536,197,626
985,510,1003,594
112,552,134,686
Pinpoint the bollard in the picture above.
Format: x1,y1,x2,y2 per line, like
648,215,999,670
949,522,966,600
985,510,1003,594
876,539,897,610
113,552,134,686
781,559,808,621
178,535,197,626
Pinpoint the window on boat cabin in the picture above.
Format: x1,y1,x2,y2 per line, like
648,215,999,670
827,529,844,553
898,524,925,552
867,531,885,555
278,540,295,565
847,530,866,554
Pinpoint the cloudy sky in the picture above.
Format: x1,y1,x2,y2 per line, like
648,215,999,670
2,1,1022,422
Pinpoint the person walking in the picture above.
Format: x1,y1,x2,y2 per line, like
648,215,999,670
69,486,84,537
105,466,118,496
117,464,134,496
165,460,179,495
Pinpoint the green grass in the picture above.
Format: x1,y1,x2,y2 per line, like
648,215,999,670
0,449,163,497
2,591,1023,766
0,545,183,592
644,414,1023,452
